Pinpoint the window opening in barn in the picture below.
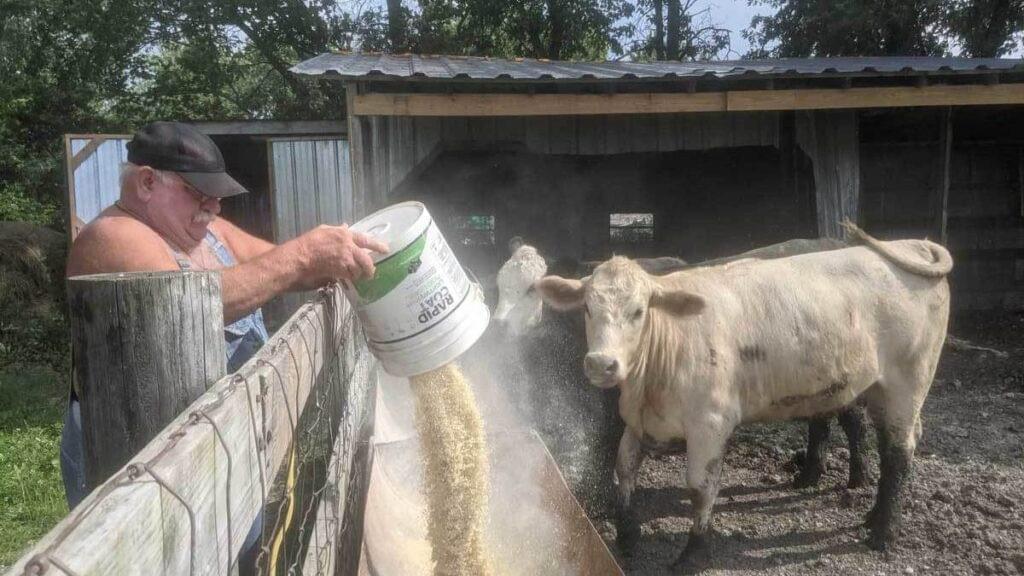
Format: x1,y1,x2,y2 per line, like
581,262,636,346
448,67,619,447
610,213,655,243
451,214,495,246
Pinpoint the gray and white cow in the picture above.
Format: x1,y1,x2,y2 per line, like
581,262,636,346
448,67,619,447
494,240,870,529
535,223,952,571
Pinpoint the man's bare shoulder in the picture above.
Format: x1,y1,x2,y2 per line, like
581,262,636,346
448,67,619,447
67,209,179,276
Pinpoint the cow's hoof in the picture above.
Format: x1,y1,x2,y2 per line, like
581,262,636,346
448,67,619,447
865,526,897,552
670,533,711,574
793,467,823,489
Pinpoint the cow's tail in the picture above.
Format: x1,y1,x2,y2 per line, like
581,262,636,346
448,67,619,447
841,220,953,278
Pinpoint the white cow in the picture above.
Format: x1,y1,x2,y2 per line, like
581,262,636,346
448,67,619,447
535,223,952,571
493,244,549,337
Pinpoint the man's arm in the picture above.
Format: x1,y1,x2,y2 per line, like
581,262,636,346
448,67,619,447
69,218,388,324
219,225,387,322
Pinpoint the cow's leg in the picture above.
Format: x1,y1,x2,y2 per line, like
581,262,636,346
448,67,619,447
671,420,731,573
794,417,831,488
863,370,933,551
614,428,645,554
838,404,870,489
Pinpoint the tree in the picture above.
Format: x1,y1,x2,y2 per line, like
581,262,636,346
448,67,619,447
944,0,1024,56
0,0,156,222
745,0,948,57
625,0,730,60
744,0,1024,58
407,0,633,60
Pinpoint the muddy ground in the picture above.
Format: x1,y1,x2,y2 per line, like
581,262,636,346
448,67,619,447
597,312,1024,576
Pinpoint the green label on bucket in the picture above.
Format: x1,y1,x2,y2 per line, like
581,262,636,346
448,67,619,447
353,231,427,304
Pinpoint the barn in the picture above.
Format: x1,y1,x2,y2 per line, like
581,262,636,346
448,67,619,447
292,54,1024,311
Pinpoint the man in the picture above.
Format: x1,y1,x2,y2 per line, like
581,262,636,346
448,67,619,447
62,121,388,508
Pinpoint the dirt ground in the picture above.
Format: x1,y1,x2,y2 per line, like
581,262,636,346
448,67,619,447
597,312,1024,576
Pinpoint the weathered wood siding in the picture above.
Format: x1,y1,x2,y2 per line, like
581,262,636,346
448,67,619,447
861,106,1024,310
397,145,815,281
350,113,780,215
795,110,860,239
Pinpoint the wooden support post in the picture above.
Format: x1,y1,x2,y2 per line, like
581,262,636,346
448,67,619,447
67,270,227,489
936,107,953,244
795,110,861,238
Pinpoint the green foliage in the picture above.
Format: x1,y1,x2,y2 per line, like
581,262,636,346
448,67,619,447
0,186,58,227
409,0,634,60
744,0,948,57
625,0,730,61
0,365,68,569
943,0,1024,56
744,0,1024,58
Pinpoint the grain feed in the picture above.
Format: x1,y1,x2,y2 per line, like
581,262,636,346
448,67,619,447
410,362,493,576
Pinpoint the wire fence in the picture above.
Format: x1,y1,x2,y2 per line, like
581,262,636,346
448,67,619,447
7,284,376,576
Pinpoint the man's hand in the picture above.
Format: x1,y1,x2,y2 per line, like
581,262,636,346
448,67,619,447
293,224,389,289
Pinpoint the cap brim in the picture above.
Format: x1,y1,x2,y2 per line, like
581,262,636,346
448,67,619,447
179,171,248,199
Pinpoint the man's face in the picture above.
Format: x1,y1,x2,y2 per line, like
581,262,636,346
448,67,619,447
144,170,221,246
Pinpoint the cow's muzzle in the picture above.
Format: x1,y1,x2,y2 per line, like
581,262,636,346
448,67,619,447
584,353,621,388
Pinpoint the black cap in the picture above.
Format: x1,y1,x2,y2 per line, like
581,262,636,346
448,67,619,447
127,121,247,198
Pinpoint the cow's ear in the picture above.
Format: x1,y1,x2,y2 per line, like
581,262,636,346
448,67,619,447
534,275,585,311
650,284,705,316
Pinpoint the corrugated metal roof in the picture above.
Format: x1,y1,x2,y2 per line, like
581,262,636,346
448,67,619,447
293,53,1024,82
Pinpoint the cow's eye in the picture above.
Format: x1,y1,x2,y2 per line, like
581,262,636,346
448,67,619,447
632,308,643,321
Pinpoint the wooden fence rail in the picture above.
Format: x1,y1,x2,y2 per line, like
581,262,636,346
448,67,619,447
6,282,376,576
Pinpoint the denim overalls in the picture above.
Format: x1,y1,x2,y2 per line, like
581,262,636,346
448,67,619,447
60,230,270,506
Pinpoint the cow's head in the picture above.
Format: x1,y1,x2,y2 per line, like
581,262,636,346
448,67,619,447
493,244,548,337
535,257,704,388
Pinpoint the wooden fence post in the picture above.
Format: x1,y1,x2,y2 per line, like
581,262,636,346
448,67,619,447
67,270,227,489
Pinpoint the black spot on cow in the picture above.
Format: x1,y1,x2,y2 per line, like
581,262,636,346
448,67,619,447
773,376,849,408
739,345,767,363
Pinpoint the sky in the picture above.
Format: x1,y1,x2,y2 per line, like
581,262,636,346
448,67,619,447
699,0,775,58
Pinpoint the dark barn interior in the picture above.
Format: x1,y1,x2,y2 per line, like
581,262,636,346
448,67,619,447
397,144,817,280
861,106,1024,310
216,135,275,242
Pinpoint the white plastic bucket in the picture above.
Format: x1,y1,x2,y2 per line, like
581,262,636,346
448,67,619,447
342,201,490,377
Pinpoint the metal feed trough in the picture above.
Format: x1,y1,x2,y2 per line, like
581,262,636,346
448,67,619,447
359,375,623,575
